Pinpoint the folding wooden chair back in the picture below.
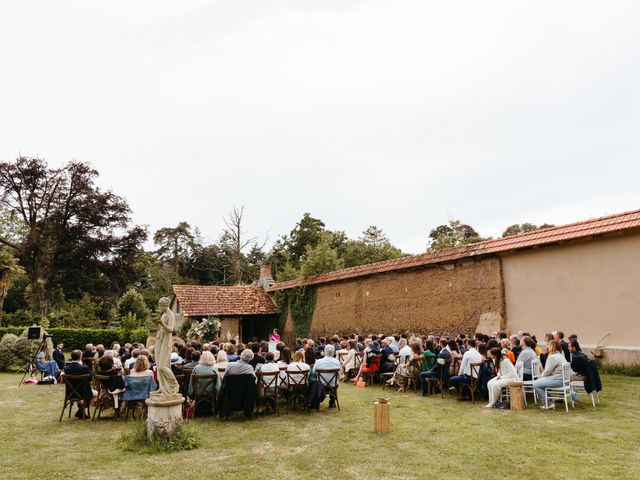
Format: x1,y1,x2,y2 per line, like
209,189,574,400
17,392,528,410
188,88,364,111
256,371,280,416
286,370,309,413
316,368,341,411
60,374,92,421
93,374,117,420
459,363,483,404
190,373,217,417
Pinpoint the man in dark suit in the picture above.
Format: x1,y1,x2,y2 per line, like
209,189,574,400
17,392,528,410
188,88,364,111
63,350,94,419
53,343,65,369
555,331,571,362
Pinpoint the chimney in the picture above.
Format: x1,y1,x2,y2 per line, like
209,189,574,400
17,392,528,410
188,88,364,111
257,264,275,289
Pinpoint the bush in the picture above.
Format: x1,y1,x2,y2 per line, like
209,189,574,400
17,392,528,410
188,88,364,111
0,333,33,371
599,363,640,377
0,327,149,358
1,310,39,327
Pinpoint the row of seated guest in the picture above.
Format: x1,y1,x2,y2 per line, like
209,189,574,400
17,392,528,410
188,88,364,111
71,328,589,414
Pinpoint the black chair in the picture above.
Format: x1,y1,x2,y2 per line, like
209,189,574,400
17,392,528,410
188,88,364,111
60,374,92,421
217,374,257,420
316,368,341,411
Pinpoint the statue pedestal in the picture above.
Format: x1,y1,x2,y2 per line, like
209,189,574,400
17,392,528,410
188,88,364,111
145,392,185,439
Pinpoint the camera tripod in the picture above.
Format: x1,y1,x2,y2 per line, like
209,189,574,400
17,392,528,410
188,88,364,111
18,337,50,387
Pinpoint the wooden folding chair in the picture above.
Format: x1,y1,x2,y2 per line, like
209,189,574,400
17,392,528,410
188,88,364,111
256,371,280,416
190,373,217,417
316,368,341,411
286,370,309,413
60,374,92,421
459,363,483,404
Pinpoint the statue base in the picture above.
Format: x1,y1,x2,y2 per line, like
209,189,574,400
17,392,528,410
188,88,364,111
145,392,185,440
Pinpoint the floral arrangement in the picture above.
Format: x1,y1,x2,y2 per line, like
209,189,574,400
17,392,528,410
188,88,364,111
189,316,221,342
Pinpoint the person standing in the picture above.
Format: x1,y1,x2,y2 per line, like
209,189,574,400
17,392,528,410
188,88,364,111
53,343,66,369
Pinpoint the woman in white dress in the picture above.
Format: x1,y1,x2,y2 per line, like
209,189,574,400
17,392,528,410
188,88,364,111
485,347,518,408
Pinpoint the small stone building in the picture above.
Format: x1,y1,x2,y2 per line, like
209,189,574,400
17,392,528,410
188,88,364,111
171,284,278,342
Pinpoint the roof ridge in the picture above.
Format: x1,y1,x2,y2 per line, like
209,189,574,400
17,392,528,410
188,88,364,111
267,208,640,291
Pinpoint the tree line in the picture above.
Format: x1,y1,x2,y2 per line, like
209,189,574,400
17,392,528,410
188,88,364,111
0,157,553,328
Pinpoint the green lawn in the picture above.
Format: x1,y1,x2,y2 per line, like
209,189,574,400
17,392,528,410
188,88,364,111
1,373,638,480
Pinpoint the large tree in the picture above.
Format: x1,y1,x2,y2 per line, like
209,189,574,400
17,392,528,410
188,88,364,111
153,221,196,275
0,249,25,325
0,157,147,314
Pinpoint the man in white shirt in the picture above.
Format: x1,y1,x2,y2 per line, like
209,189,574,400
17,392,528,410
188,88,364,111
398,338,412,363
124,349,140,370
314,345,343,408
448,339,483,393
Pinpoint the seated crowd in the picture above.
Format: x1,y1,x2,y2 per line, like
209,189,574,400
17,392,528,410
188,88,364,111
56,329,597,419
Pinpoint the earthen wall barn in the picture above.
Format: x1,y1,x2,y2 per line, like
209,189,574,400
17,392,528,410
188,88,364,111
304,257,505,337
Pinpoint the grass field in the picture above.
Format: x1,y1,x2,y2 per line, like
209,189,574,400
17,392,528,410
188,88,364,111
1,373,638,480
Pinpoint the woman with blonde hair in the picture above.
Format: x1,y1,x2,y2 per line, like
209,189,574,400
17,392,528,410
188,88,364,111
130,355,153,377
286,350,310,385
533,340,567,410
216,350,229,378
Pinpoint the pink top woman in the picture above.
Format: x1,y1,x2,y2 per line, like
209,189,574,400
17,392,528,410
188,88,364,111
270,329,281,342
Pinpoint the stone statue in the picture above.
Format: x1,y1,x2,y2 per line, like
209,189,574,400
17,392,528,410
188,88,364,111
145,298,185,439
153,297,179,396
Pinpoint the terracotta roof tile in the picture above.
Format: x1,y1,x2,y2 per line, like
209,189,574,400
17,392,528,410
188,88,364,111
172,285,278,317
268,208,640,291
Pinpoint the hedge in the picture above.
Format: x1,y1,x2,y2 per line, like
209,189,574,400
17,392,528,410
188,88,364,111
0,327,149,349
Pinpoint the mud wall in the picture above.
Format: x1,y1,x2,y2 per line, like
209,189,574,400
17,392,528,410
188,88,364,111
306,257,504,337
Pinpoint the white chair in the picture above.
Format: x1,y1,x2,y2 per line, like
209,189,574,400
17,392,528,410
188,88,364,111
521,358,541,404
544,363,574,412
570,379,600,407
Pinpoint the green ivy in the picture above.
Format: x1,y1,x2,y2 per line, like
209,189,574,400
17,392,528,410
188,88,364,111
289,286,317,339
273,290,290,334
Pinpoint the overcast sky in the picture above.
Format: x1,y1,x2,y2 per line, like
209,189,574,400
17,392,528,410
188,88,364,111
1,1,639,253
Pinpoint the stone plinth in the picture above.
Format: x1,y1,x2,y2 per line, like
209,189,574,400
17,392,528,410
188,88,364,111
145,392,185,439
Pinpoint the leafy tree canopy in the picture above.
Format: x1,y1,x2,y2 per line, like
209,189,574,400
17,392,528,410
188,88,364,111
502,222,555,237
428,219,487,251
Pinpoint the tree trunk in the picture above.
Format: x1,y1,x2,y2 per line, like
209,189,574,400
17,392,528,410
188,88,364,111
0,288,5,327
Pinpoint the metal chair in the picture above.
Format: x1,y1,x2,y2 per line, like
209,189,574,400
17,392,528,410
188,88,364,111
570,379,599,407
544,363,574,412
522,358,541,404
